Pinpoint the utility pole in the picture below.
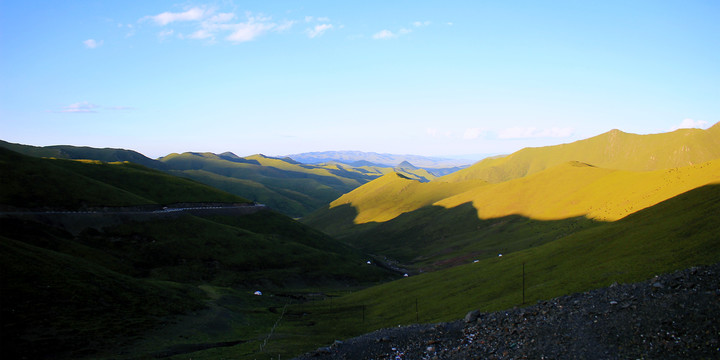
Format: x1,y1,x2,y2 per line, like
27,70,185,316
522,262,526,305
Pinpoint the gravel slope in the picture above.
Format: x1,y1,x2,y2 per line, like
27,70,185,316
294,263,720,359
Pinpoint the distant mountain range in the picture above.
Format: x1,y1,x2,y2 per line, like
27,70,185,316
284,150,477,169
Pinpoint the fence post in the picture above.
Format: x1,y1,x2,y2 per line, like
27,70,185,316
415,298,419,322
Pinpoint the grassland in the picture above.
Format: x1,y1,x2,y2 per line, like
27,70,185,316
441,122,720,184
2,123,719,359
258,183,720,360
0,147,247,209
159,152,439,217
304,124,720,269
0,147,394,359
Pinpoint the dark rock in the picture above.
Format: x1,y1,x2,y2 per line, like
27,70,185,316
464,310,480,323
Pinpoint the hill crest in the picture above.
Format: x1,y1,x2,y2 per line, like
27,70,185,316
440,122,720,184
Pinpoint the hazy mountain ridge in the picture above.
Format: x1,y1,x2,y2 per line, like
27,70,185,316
285,150,476,169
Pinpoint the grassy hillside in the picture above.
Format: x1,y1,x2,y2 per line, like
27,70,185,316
0,141,448,217
159,152,437,217
0,139,166,169
441,122,720,183
0,225,205,360
266,183,720,360
306,160,719,252
0,147,247,209
0,146,394,359
326,172,485,224
303,126,720,268
437,159,720,221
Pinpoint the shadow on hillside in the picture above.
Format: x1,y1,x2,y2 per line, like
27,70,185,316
307,183,720,271
306,202,601,271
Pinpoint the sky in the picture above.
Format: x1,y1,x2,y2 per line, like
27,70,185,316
1,1,719,160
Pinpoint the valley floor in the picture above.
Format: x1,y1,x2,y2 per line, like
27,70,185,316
295,262,720,359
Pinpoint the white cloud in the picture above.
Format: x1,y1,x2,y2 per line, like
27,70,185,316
413,21,431,27
463,128,486,140
158,29,174,39
144,7,208,26
307,24,333,38
207,12,235,24
275,20,295,32
373,29,396,39
426,128,439,137
188,29,212,40
58,101,100,113
83,39,103,49
226,21,276,42
669,118,710,131
52,102,133,113
498,126,574,139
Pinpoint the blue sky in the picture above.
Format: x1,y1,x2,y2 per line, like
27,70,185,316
1,1,718,159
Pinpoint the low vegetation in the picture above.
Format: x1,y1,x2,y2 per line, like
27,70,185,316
2,123,719,359
0,147,393,359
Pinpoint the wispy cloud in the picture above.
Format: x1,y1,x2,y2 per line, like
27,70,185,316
226,21,277,42
83,39,103,49
143,7,209,26
307,23,333,38
426,127,455,138
498,126,574,139
373,21,428,40
51,102,133,113
669,118,710,131
138,6,306,43
463,128,486,140
140,7,301,43
58,102,100,113
373,29,397,39
158,29,174,40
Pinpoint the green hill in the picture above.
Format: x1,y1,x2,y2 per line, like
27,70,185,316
303,124,720,269
0,147,247,209
0,139,166,169
0,141,446,217
0,147,394,359
441,122,720,183
158,152,437,217
271,183,720,359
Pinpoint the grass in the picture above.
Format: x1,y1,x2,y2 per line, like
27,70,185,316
0,146,395,359
0,147,247,209
304,159,720,268
258,183,720,359
441,122,720,183
0,234,205,360
159,151,439,217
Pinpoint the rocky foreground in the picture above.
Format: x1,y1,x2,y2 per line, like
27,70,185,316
294,263,720,359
